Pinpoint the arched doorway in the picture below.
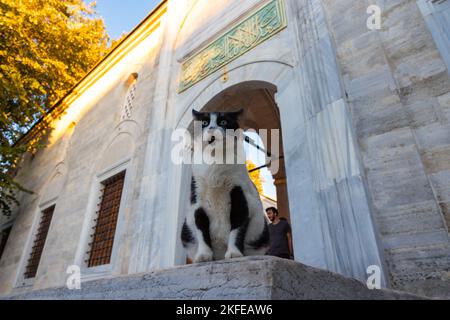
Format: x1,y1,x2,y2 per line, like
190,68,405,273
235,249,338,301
181,81,293,264
197,81,291,223
165,60,385,285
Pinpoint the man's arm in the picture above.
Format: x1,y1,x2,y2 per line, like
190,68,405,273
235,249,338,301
287,232,294,259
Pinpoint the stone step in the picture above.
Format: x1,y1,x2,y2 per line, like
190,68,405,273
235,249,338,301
4,256,426,300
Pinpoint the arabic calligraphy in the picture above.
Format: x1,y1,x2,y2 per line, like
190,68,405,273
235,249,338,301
179,0,287,93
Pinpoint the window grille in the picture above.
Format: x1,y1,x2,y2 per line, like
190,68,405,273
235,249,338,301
24,205,55,279
86,171,126,268
121,83,137,121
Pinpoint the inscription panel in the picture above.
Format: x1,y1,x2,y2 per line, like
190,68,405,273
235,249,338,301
178,0,287,92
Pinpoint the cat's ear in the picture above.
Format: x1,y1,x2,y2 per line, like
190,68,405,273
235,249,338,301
192,109,203,120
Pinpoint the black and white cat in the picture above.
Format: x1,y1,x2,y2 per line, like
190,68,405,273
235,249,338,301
181,109,269,263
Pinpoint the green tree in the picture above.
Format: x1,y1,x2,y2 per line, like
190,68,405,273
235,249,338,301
0,0,110,216
246,160,265,195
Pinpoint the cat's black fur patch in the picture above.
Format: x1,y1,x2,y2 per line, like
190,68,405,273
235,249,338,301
236,220,250,253
181,219,195,247
230,186,249,229
190,176,197,204
249,219,270,249
216,111,242,130
194,208,212,248
230,186,250,252
192,109,243,131
192,110,211,128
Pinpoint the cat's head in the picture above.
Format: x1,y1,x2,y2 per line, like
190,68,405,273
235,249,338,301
192,109,243,145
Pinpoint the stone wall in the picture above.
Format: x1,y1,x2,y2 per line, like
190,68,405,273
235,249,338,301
321,0,450,297
1,0,449,299
0,30,163,295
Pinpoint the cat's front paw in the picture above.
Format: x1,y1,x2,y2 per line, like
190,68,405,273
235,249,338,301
194,250,213,263
225,248,244,260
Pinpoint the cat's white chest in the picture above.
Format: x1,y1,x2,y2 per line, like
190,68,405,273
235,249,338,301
198,181,231,250
191,164,250,259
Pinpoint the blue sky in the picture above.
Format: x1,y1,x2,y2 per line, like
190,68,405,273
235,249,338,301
89,1,277,199
92,0,161,39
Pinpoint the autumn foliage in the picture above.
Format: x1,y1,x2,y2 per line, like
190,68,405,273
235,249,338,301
0,0,110,216
246,160,264,195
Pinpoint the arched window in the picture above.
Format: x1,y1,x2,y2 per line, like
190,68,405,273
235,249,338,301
121,73,138,121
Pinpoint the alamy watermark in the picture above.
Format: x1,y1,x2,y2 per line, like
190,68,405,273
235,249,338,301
367,5,382,30
66,265,81,290
366,265,382,290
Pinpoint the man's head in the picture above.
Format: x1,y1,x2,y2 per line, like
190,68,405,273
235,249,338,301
265,207,279,222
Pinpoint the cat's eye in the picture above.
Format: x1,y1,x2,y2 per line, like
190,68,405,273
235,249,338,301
219,120,228,126
202,120,209,127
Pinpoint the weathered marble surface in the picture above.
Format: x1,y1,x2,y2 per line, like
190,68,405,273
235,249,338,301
3,257,424,300
322,0,450,297
417,0,450,75
1,0,449,301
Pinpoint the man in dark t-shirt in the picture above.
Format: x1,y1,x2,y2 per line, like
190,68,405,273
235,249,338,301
265,207,294,260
